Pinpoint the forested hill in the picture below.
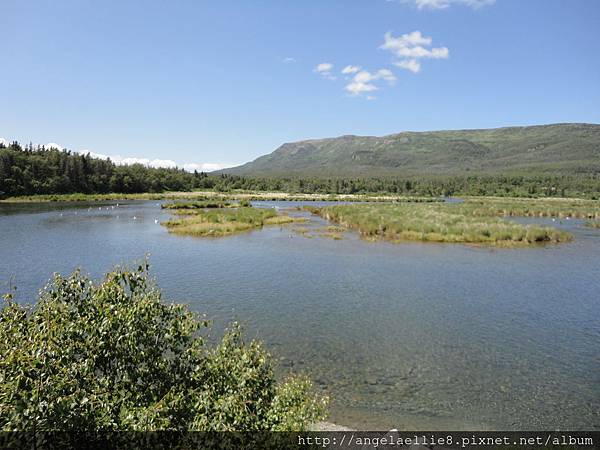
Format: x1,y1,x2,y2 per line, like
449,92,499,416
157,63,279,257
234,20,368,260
0,142,206,197
222,123,600,177
2,137,600,199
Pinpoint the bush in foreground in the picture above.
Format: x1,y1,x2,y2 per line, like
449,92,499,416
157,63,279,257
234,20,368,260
0,263,327,431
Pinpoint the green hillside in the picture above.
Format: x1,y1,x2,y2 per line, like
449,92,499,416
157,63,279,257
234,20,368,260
223,123,600,177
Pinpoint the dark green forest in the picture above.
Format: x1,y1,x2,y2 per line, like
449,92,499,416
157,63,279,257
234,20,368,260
1,141,599,199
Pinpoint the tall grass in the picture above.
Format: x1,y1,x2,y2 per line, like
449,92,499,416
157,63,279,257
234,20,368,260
161,200,232,209
464,197,600,219
307,203,572,246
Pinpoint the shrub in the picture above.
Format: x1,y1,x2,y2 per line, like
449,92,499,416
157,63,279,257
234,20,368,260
0,263,327,431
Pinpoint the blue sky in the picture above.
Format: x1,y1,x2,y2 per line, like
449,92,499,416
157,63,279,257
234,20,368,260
1,0,599,170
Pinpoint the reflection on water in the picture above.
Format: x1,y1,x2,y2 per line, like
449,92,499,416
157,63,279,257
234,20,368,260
0,200,599,430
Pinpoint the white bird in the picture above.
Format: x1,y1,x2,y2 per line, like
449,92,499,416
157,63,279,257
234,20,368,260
154,219,159,224
133,216,137,220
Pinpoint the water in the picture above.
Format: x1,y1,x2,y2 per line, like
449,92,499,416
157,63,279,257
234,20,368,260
0,200,598,430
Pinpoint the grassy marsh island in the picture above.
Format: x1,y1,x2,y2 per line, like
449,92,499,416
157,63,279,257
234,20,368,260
161,200,233,209
306,203,572,246
291,225,347,240
162,202,305,237
462,197,600,220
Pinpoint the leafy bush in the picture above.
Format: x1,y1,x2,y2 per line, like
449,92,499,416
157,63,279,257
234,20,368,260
0,263,327,431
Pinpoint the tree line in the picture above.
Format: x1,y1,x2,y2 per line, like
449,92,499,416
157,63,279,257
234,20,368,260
1,141,598,198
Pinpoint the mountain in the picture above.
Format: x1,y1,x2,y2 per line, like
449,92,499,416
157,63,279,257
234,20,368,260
222,123,600,177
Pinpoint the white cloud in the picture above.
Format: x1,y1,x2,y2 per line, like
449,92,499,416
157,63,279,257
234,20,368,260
345,69,396,97
82,151,231,172
380,31,449,73
46,142,64,150
315,62,333,72
282,57,296,63
402,0,495,9
341,65,361,74
317,62,399,98
183,162,233,172
314,62,336,80
126,158,178,168
0,140,229,172
394,58,421,73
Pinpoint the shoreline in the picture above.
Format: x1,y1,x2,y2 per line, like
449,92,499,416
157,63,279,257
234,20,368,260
0,190,441,204
2,190,599,205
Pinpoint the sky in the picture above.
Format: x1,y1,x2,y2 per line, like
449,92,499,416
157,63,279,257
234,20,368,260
1,0,599,170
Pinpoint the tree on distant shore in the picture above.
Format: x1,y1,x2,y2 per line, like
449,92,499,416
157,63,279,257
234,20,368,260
1,140,599,198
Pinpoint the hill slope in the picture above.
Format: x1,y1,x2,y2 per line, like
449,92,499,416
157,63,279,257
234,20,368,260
223,123,600,177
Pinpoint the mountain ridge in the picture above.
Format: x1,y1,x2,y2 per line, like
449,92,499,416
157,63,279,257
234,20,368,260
221,123,600,177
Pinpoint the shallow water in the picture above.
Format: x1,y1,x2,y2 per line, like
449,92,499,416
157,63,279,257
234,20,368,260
0,200,598,430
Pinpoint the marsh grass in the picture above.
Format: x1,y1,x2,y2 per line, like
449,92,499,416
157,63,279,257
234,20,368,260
464,197,600,219
2,190,443,204
291,227,313,237
307,203,572,246
291,225,344,240
292,226,310,233
585,220,600,229
264,215,308,225
163,206,304,237
161,200,232,209
318,232,344,240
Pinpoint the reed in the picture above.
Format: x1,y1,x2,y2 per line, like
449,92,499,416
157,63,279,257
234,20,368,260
319,232,344,240
161,200,232,209
463,197,600,219
307,203,572,246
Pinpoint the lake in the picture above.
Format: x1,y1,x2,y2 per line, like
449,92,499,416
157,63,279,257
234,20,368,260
0,200,598,430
